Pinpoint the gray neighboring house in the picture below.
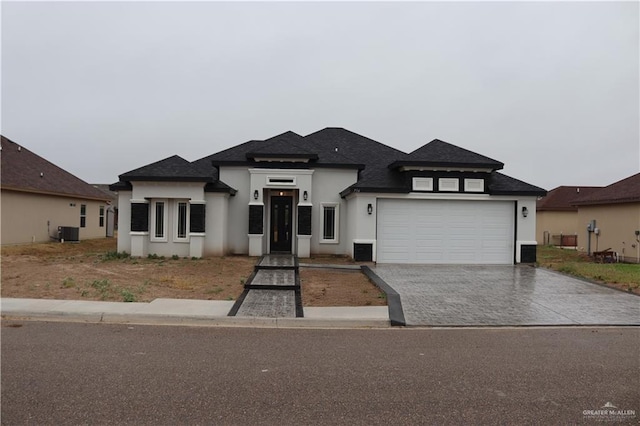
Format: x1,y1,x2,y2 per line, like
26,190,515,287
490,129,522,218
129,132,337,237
111,128,545,263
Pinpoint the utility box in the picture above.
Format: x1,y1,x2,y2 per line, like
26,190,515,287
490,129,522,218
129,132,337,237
58,226,79,242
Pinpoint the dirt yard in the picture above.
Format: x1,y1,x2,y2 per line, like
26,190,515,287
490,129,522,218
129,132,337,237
0,238,386,307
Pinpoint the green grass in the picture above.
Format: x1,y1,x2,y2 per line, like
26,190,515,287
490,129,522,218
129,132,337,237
538,246,640,292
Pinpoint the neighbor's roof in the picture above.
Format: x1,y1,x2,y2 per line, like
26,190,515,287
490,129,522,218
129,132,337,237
537,186,603,211
572,173,640,206
1,135,111,201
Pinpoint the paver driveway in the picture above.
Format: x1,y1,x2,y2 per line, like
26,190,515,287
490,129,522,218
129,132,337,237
370,265,640,326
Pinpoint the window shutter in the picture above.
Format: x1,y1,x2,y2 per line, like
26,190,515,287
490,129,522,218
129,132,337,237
190,204,206,233
131,203,149,232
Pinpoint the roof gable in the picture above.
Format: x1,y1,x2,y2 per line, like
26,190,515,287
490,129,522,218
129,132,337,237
1,135,111,201
119,155,212,182
537,186,602,211
302,127,405,168
572,173,640,206
389,139,504,171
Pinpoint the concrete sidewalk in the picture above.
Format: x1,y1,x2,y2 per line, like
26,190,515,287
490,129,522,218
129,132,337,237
0,298,390,328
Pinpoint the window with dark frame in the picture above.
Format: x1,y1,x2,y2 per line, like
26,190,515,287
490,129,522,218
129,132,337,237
99,206,105,227
155,202,165,239
80,204,86,228
323,205,336,240
177,202,188,239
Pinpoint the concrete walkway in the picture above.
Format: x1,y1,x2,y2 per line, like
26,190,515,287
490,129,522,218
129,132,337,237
230,254,303,318
370,264,640,326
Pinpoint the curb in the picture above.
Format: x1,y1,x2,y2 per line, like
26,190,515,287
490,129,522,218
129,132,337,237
361,266,406,326
2,311,391,329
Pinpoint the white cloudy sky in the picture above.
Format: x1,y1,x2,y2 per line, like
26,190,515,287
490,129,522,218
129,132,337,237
2,1,638,190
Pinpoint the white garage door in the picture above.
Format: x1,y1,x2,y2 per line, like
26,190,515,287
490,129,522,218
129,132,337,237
377,199,514,264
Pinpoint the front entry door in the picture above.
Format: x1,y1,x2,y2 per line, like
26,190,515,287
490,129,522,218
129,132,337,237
270,196,293,253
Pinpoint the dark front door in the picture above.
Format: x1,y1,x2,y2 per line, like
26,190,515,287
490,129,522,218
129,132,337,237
270,196,293,253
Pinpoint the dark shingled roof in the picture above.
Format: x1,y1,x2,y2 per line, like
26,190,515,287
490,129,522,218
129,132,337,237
572,173,640,206
115,128,545,197
389,139,504,170
119,155,212,182
488,172,546,196
537,186,602,211
1,135,111,201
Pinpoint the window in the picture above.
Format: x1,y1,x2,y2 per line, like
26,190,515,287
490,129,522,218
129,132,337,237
413,177,433,191
438,178,459,192
321,203,339,243
151,200,166,241
99,206,105,227
175,201,189,241
80,204,86,228
464,178,484,192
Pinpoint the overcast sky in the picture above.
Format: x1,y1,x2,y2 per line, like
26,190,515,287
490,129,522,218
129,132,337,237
2,1,638,191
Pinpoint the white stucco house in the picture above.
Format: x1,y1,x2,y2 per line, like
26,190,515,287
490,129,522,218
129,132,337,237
110,128,545,264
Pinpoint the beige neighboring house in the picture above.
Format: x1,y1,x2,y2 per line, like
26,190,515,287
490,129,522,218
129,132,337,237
536,186,602,246
573,172,640,263
1,136,112,245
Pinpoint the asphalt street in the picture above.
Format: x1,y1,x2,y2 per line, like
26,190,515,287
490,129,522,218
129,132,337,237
2,322,638,425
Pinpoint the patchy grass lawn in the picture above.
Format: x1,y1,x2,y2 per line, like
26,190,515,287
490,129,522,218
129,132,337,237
537,245,640,294
1,238,386,306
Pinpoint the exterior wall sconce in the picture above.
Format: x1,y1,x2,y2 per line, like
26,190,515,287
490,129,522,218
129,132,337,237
522,206,528,218
367,203,373,215
303,190,308,201
253,190,259,200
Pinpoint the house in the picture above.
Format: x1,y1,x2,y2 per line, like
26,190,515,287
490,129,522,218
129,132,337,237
92,184,119,236
572,172,640,262
536,186,602,246
1,136,112,245
110,128,546,264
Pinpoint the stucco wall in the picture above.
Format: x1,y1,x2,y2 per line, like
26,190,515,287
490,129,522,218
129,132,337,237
204,193,229,256
536,211,580,245
219,167,251,254
117,182,210,257
310,169,358,255
345,192,539,263
577,203,640,262
219,166,358,256
1,190,108,245
117,190,132,253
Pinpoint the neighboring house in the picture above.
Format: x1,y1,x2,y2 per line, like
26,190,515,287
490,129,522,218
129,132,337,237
110,128,546,264
572,172,640,263
536,186,602,246
92,184,119,236
1,136,112,245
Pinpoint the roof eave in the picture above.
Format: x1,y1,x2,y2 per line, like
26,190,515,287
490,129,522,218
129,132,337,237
491,189,547,197
573,198,640,206
388,161,503,171
120,176,212,183
1,185,112,202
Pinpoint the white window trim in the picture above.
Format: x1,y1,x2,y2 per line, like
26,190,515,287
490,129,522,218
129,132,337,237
320,203,339,244
266,176,296,186
151,199,168,242
173,200,190,242
464,178,484,193
412,177,433,192
439,178,459,192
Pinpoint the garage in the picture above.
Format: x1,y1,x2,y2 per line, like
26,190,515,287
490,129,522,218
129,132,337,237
376,199,515,264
